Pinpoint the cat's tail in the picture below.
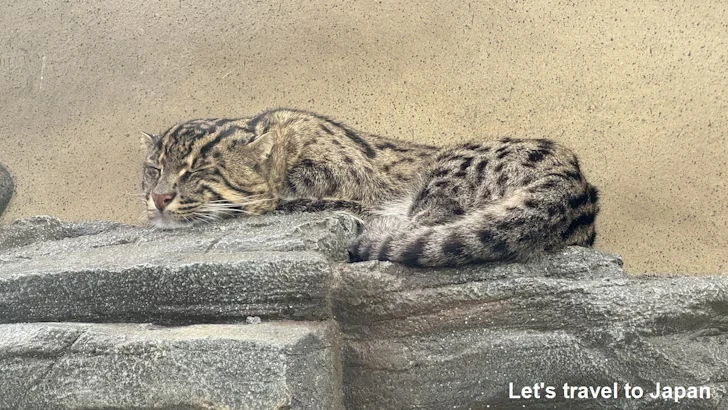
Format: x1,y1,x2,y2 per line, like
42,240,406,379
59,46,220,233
348,184,599,267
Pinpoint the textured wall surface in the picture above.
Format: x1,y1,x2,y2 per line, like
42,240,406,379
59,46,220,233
2,213,727,409
0,0,726,274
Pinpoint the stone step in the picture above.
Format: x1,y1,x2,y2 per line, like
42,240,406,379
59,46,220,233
2,213,728,409
0,213,357,324
0,212,357,259
334,255,728,410
0,321,342,410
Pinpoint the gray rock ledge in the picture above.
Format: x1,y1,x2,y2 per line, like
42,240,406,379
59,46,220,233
0,321,342,410
334,257,728,410
0,213,357,324
1,213,727,409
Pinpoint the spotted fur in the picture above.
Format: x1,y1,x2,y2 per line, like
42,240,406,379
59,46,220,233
142,109,599,266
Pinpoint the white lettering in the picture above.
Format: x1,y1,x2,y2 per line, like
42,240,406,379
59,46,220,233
508,382,521,399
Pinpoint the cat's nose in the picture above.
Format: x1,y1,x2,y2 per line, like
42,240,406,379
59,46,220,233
151,193,174,210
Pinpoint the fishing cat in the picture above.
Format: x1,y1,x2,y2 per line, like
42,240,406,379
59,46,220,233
142,108,599,267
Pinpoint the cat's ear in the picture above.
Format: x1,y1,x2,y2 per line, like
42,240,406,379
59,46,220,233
246,131,276,161
140,132,159,150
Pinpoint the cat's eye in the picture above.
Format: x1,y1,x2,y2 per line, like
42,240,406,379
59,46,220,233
179,168,203,179
187,165,213,175
145,165,161,177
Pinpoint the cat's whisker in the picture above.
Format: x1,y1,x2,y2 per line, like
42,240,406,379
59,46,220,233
199,209,228,220
189,212,215,221
202,209,249,217
208,197,273,205
204,202,241,208
201,205,257,216
208,194,268,201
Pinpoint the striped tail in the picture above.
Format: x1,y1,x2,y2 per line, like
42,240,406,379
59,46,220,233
348,184,599,267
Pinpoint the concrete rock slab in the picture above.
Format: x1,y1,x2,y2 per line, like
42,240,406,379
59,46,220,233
0,212,358,324
334,251,728,409
0,321,342,410
2,211,727,409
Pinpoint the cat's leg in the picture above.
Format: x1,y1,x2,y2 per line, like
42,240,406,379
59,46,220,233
275,198,364,214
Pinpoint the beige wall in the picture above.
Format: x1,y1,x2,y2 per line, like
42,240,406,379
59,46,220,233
0,0,726,274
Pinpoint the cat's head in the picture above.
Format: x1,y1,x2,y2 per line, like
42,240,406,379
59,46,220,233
141,119,277,229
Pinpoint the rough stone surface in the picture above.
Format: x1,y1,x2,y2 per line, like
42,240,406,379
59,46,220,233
0,216,123,251
2,212,728,409
0,164,13,220
0,321,342,410
0,213,357,324
334,252,728,409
